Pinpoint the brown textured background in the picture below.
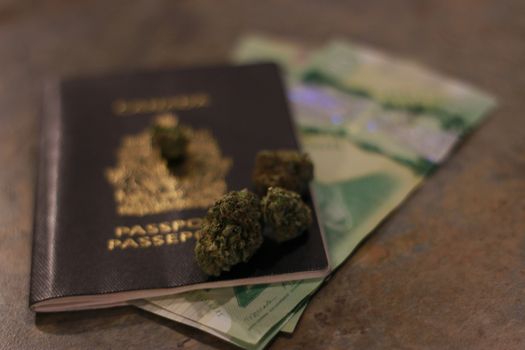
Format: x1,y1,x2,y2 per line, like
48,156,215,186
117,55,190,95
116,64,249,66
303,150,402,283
1,1,524,349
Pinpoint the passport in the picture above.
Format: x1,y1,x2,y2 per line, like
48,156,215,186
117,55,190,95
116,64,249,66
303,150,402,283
30,63,330,312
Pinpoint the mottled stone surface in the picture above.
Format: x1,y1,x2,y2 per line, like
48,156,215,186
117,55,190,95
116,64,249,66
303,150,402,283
1,1,524,349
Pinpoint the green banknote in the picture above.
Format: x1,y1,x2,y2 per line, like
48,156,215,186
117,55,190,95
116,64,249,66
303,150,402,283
139,280,321,345
134,298,306,350
138,35,496,348
304,40,496,130
291,83,453,172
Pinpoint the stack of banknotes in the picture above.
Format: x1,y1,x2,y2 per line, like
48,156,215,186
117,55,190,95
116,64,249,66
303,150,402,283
133,35,496,349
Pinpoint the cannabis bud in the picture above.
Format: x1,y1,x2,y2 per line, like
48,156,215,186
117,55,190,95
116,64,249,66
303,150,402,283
252,150,314,195
195,189,263,276
151,114,190,163
261,187,312,242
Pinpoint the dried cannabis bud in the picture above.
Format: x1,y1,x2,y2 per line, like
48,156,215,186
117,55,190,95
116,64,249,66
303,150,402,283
252,150,314,195
151,115,190,163
261,186,312,242
195,189,263,276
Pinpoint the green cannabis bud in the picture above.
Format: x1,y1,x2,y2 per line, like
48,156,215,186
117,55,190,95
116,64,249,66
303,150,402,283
252,150,314,195
151,114,189,162
195,189,263,276
261,186,312,242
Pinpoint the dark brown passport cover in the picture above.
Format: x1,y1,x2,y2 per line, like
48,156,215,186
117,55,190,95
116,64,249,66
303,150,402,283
30,63,330,312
